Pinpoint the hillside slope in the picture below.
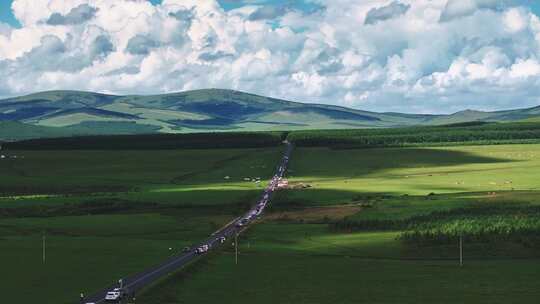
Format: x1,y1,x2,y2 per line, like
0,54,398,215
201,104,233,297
1,89,539,139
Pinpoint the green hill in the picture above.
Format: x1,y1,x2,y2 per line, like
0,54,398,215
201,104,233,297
0,121,75,141
1,89,539,140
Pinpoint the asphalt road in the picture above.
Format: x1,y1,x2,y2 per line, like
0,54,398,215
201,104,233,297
81,142,293,303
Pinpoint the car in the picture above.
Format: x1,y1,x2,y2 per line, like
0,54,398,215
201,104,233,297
218,236,226,243
195,244,209,254
105,288,125,302
236,218,249,227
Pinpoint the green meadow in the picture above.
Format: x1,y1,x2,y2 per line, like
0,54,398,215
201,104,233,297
286,145,540,202
0,148,281,304
0,148,281,207
139,223,540,304
139,143,540,303
2,134,540,303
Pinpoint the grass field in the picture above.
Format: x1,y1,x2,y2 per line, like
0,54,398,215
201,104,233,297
0,147,282,304
285,145,540,202
139,227,540,304
139,143,540,303
3,140,540,303
0,148,281,207
0,211,230,304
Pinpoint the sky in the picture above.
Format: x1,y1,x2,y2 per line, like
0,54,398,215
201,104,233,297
1,1,540,114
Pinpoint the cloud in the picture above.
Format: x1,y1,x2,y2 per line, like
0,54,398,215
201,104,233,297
46,4,98,25
168,8,195,26
103,66,140,76
0,0,540,114
364,1,410,25
12,33,115,74
249,6,288,21
0,22,12,37
93,35,114,56
125,35,160,55
439,0,520,22
199,51,233,61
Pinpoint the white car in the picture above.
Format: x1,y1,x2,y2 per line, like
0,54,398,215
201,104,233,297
105,288,124,301
195,244,210,254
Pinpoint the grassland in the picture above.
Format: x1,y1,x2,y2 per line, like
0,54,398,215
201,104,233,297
4,90,540,140
139,143,540,303
0,211,231,304
3,130,540,303
0,147,282,304
0,147,281,205
283,144,540,204
139,227,540,304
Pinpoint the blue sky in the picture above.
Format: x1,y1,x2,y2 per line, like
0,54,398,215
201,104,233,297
0,1,19,26
2,0,540,113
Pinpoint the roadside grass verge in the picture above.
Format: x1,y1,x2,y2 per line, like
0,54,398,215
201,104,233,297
0,211,234,304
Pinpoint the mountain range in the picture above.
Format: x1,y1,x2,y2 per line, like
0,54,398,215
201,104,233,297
1,89,540,141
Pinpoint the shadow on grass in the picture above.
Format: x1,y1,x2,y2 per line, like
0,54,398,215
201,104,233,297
290,147,516,178
0,188,264,218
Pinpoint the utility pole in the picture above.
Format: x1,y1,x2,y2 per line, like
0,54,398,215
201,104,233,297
459,235,463,267
235,232,238,265
42,231,46,264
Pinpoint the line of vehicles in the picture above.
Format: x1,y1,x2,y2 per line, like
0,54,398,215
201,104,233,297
95,143,292,303
235,149,290,229
194,145,291,257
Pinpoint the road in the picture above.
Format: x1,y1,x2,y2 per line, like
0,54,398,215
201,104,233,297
81,142,293,303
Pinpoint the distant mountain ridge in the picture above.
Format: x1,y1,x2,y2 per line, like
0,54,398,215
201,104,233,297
1,89,539,140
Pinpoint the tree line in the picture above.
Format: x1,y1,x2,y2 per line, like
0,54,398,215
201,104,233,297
4,131,286,150
287,122,540,148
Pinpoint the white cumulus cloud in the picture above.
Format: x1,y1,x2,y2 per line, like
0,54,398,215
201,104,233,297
0,0,539,113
